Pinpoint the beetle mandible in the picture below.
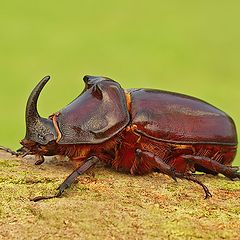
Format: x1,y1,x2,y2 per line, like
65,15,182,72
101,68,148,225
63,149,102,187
3,75,239,201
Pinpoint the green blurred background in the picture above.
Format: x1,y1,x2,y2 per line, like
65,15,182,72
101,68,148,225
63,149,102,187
0,1,239,163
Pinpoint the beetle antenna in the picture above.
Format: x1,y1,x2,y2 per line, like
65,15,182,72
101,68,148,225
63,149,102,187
0,145,20,156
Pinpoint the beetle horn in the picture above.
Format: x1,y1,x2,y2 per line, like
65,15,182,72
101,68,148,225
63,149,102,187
24,76,57,145
26,76,50,125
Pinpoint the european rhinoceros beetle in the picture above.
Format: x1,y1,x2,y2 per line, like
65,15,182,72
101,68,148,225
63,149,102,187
1,75,239,201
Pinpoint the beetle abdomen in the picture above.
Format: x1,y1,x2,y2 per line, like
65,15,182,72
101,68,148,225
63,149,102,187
129,89,237,145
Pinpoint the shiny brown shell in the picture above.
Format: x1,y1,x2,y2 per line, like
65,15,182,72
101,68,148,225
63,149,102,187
56,76,130,144
129,89,237,145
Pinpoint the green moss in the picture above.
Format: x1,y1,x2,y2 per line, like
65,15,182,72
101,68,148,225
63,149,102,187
0,159,20,168
1,154,240,239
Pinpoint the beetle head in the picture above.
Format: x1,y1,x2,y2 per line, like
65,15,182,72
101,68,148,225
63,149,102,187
22,76,57,146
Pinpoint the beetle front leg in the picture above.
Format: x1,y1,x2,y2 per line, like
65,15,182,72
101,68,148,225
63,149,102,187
181,155,240,180
34,155,45,165
31,156,99,202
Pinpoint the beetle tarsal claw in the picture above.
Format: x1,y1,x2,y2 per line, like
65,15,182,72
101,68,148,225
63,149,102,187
175,173,212,199
30,186,66,202
204,189,212,199
224,166,240,180
171,175,177,182
233,167,240,176
169,167,177,182
30,191,62,202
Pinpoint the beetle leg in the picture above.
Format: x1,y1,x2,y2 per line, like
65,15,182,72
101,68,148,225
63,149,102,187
134,149,177,181
56,156,99,194
30,156,99,202
181,155,240,180
34,155,45,165
134,150,212,198
174,173,212,199
0,145,20,156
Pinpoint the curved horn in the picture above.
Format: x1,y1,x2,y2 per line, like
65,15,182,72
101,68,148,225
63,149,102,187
26,76,50,125
24,75,57,145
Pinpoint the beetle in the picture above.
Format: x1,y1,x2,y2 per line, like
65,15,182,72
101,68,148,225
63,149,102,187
1,75,239,201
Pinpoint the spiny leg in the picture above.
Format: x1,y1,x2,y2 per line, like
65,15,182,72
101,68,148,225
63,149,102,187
31,156,99,202
182,154,240,180
134,149,211,198
133,149,177,181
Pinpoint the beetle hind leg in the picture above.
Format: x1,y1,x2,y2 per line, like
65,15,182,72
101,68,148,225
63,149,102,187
180,154,240,180
132,149,212,198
